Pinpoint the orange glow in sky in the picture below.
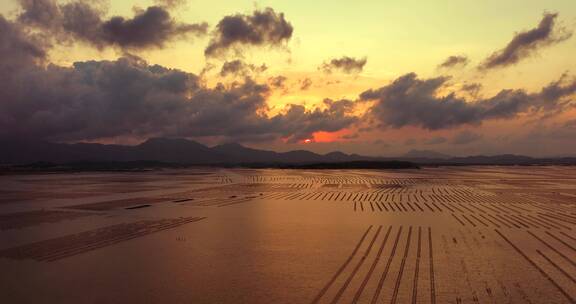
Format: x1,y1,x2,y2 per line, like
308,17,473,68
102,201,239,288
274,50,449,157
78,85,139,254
1,0,575,157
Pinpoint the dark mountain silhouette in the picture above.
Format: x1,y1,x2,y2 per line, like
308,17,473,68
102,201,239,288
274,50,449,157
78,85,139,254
0,138,224,164
0,137,575,167
0,138,341,165
135,138,221,163
212,143,280,162
446,154,536,165
213,143,378,163
324,151,357,162
403,149,451,159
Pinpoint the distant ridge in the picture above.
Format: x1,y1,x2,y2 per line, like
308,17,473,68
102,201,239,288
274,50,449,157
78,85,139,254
402,149,451,159
0,137,575,167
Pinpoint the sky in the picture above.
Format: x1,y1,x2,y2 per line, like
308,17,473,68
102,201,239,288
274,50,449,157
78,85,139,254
1,0,576,157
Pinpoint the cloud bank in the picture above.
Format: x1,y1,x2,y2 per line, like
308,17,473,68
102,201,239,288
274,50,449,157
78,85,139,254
438,55,469,69
360,73,576,130
480,13,572,69
321,56,367,74
219,60,267,77
17,0,208,50
205,7,293,57
0,15,355,143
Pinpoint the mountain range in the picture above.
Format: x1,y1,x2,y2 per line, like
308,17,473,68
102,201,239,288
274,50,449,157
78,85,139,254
1,137,575,166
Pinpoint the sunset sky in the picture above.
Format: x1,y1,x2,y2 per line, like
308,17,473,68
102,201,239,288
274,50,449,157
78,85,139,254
1,0,576,156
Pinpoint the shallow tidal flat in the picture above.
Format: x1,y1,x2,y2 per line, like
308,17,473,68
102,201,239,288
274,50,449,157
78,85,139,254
0,166,575,303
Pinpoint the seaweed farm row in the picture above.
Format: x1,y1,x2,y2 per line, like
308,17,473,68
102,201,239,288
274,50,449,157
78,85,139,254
0,166,575,303
0,217,206,262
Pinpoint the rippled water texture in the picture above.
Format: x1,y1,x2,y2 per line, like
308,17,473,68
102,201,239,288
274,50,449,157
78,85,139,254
0,167,575,303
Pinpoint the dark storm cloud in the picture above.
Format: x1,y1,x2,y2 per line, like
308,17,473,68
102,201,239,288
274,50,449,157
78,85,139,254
220,60,245,76
17,0,61,29
205,7,293,57
360,73,576,130
321,56,367,74
461,83,483,97
17,0,208,49
154,0,187,9
480,13,572,69
0,15,46,71
438,55,469,69
268,75,287,89
451,130,482,145
538,73,576,106
268,99,358,143
299,78,312,90
219,60,267,77
1,56,200,140
0,58,357,142
0,17,355,143
99,6,208,49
